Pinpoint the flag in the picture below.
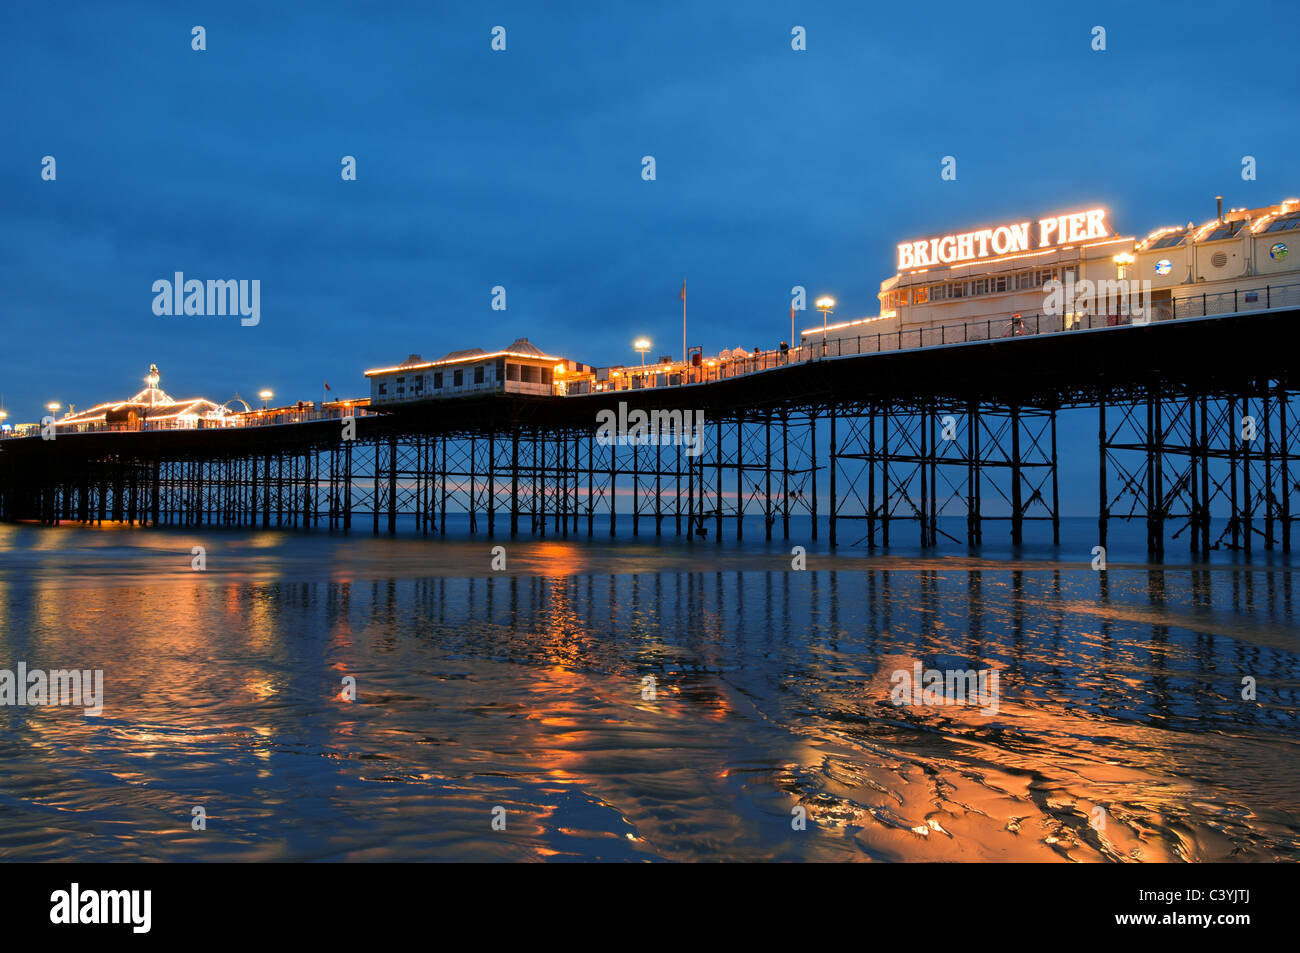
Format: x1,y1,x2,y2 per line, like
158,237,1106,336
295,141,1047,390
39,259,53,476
324,381,331,391
679,279,686,303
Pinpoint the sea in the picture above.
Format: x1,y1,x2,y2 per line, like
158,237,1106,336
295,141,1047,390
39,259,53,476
0,516,1297,862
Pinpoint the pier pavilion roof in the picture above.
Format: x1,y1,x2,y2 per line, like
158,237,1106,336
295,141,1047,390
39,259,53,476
365,339,561,377
55,364,227,429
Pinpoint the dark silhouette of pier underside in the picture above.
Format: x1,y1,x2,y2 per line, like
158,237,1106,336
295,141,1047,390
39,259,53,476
4,308,1298,557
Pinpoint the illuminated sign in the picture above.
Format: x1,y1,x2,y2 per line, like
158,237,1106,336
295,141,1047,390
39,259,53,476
897,209,1109,270
1272,242,1288,261
1155,259,1173,276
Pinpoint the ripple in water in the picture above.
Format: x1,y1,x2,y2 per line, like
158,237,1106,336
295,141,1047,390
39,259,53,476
0,523,1297,861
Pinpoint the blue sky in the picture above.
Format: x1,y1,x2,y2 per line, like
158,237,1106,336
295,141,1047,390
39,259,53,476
2,1,1297,420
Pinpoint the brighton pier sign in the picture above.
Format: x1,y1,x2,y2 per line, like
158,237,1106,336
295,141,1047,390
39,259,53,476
897,208,1109,270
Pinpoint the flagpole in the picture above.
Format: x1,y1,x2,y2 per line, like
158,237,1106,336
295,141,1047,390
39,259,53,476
681,278,686,385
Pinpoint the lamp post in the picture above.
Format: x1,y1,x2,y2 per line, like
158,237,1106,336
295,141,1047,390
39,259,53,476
815,296,835,356
633,337,651,367
258,389,273,410
1113,252,1135,322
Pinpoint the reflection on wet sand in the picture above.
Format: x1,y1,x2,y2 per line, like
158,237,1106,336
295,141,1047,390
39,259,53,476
0,525,1297,861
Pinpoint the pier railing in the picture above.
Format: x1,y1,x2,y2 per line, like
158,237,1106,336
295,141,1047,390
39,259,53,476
8,279,1298,432
1,404,377,439
584,278,1300,392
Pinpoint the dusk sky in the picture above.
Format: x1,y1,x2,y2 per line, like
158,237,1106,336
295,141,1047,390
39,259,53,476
2,1,1297,421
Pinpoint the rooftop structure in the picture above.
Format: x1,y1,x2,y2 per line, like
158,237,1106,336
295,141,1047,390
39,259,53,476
53,364,231,433
365,338,590,404
806,197,1300,348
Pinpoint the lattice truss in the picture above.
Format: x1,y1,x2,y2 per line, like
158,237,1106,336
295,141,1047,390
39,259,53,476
618,429,686,537
831,401,1058,547
1102,386,1299,554
692,410,818,540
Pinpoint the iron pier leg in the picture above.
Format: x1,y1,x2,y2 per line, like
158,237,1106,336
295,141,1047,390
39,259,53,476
1010,405,1023,546
829,406,837,548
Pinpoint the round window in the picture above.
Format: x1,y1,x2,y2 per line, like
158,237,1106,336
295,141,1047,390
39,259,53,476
1271,242,1288,261
1155,259,1172,276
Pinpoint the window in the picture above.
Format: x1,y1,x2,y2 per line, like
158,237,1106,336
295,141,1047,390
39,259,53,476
474,365,485,385
507,363,521,381
1201,222,1244,242
433,372,443,388
454,369,463,386
378,383,387,395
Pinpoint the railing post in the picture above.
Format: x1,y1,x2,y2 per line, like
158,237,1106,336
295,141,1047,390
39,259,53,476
1267,285,1271,308
1202,293,1207,316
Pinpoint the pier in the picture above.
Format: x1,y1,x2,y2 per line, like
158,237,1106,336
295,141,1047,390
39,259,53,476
2,295,1299,557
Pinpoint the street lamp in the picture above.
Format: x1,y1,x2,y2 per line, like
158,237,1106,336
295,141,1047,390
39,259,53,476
46,402,61,415
815,296,835,355
1113,252,1136,322
633,337,652,366
258,389,273,410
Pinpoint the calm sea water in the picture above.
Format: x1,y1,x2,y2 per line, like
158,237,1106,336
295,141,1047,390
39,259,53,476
0,518,1297,862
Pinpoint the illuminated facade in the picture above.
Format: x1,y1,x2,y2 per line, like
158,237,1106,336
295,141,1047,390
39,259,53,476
806,198,1300,347
53,364,230,433
365,338,580,405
